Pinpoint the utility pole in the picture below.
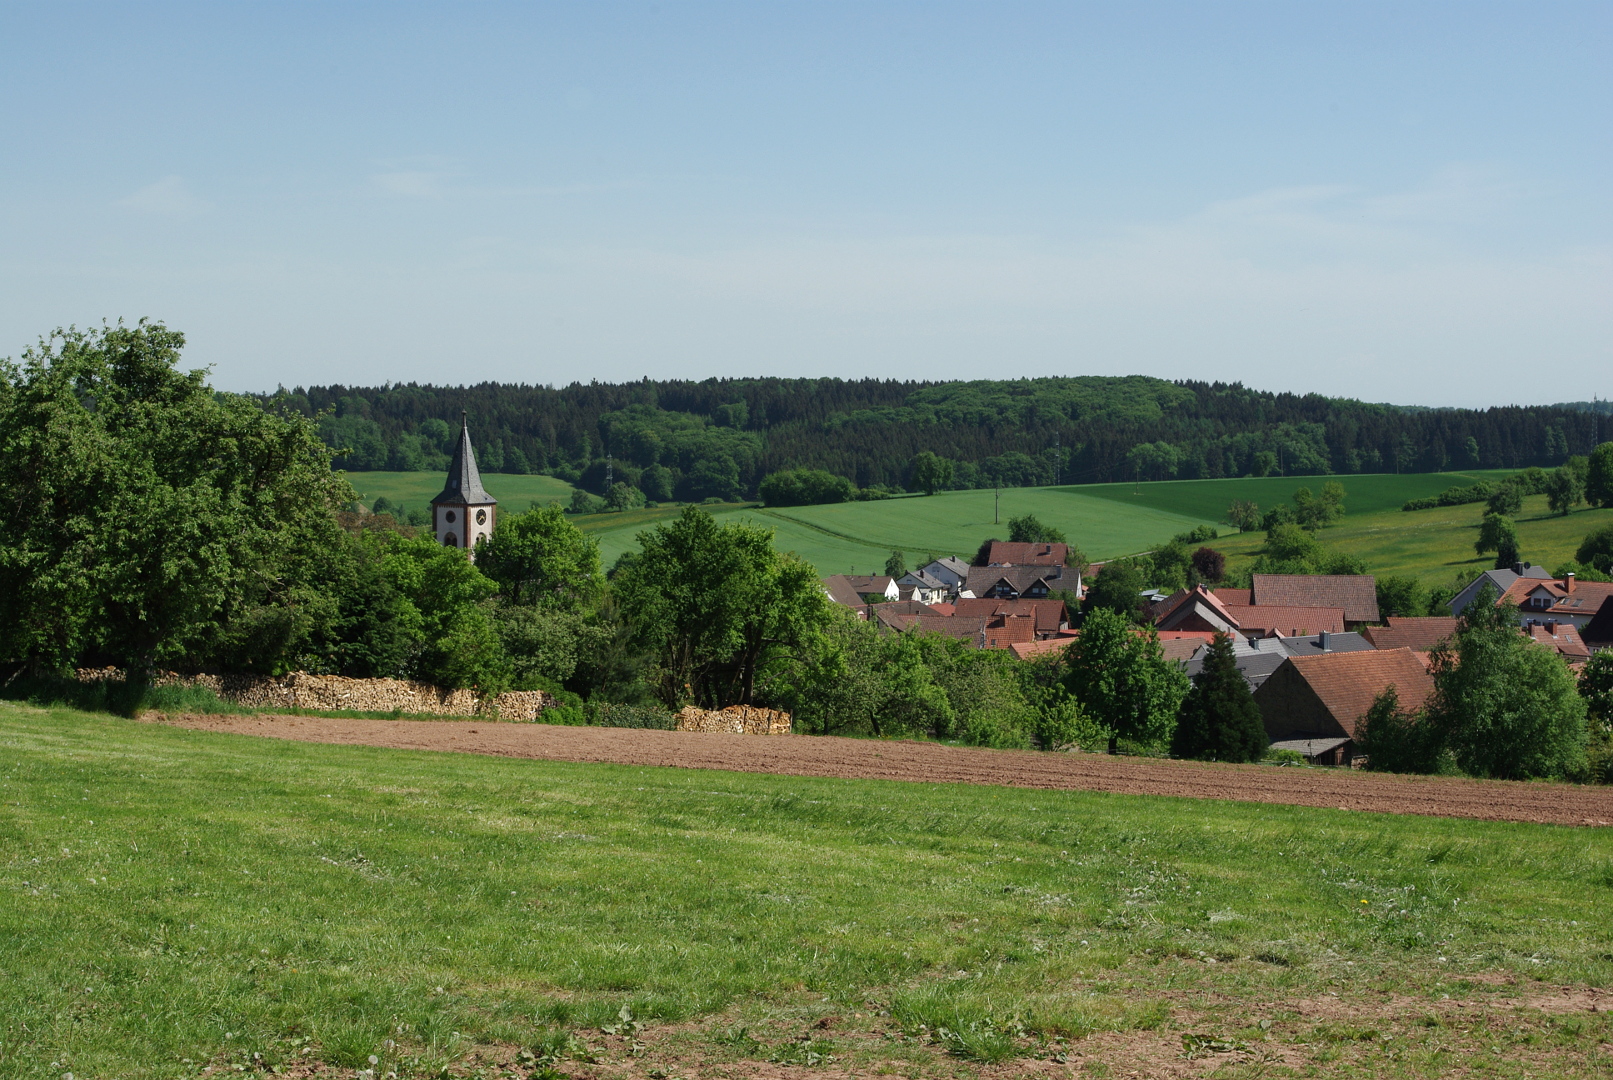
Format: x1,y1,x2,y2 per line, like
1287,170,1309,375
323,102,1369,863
994,486,999,525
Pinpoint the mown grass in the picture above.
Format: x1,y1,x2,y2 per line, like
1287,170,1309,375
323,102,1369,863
3,702,1612,1077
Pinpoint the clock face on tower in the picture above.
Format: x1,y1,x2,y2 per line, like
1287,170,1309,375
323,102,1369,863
476,509,487,525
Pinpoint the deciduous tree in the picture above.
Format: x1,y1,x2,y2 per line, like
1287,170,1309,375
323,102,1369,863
1063,608,1189,753
614,506,828,707
0,322,349,677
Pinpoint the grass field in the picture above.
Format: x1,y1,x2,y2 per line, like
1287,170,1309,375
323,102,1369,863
341,469,1612,585
1064,471,1516,523
1213,494,1613,587
4,702,1612,1077
343,471,576,514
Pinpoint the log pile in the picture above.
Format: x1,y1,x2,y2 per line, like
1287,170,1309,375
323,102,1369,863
75,668,555,720
674,704,793,735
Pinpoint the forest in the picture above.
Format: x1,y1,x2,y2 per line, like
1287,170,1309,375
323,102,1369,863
264,376,1608,502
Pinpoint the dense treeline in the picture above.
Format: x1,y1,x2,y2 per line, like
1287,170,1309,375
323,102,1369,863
263,376,1609,499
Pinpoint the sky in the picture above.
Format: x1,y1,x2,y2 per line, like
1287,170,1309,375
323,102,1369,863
0,2,1608,407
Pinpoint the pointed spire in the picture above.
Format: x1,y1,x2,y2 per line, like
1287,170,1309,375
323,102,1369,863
430,414,496,506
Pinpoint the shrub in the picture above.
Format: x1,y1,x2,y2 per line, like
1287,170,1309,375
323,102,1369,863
590,702,677,730
758,468,857,507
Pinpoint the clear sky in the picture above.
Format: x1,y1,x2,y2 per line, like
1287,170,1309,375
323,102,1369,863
1,2,1608,406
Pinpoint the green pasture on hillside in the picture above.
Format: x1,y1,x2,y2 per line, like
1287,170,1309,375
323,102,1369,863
571,486,1214,575
340,469,1612,587
343,471,575,514
1063,471,1517,522
1213,494,1613,587
3,703,1611,1077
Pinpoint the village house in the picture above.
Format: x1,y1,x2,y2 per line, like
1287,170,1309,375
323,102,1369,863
1253,648,1435,766
1362,616,1460,653
1447,562,1554,617
962,564,1068,601
894,569,951,604
982,540,1070,567
951,597,1070,639
1496,573,1613,632
1180,630,1374,691
821,574,899,614
917,556,972,593
1527,622,1592,664
1247,573,1379,625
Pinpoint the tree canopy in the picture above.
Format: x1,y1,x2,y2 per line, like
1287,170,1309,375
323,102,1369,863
0,322,349,676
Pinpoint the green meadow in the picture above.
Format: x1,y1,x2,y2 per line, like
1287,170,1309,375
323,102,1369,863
1213,494,1613,587
3,702,1612,1077
340,468,1611,584
343,471,575,515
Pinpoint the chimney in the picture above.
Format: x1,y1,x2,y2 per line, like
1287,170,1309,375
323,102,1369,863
1565,572,1575,593
1544,620,1557,635
1512,562,1526,575
1318,630,1331,652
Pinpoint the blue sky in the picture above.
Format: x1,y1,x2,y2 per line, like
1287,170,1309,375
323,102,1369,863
1,2,1607,406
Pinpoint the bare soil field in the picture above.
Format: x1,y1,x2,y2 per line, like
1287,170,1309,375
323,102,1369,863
143,712,1613,827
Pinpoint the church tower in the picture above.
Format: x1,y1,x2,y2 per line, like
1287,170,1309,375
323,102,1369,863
430,414,497,557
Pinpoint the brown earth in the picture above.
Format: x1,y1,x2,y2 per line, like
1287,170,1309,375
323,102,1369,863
142,713,1613,827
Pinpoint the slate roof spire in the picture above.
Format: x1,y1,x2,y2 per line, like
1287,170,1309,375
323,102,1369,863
431,412,496,506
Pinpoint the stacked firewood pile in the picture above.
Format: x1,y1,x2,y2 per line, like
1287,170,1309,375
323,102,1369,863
674,704,793,735
75,668,554,720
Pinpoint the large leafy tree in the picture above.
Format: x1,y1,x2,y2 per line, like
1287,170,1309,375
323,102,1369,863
1586,442,1613,508
1007,513,1067,545
1063,607,1189,752
614,506,828,707
476,503,603,609
1170,632,1267,763
1577,524,1613,575
1425,586,1586,780
1080,559,1150,623
908,451,954,496
1475,513,1520,569
0,322,349,676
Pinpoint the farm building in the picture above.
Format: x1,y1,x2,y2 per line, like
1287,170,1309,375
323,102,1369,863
1253,648,1434,766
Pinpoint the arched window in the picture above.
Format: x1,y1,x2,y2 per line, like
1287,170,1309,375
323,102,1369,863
444,532,458,548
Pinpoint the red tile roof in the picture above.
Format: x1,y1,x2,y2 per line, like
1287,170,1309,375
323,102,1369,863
1222,604,1346,636
1283,648,1435,737
1527,624,1591,661
983,617,1038,648
1251,574,1380,623
984,541,1069,566
1499,577,1613,617
953,597,1068,634
1362,617,1459,652
898,614,989,646
1008,639,1075,661
1211,587,1253,606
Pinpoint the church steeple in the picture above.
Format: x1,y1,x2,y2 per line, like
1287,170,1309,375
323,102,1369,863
429,413,497,555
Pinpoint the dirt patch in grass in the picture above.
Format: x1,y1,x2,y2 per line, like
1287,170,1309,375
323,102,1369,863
197,988,1613,1079
143,712,1613,827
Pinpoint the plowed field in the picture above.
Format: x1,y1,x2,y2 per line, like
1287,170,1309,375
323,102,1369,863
145,713,1613,827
